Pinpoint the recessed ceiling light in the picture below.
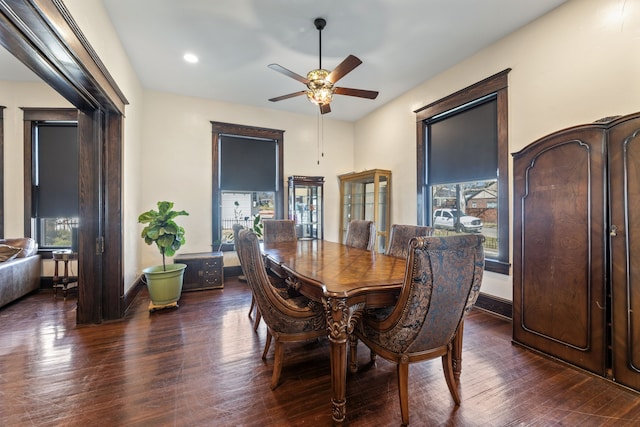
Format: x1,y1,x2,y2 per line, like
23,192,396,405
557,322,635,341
183,53,198,64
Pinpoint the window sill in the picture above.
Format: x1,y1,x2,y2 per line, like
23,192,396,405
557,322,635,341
485,259,510,275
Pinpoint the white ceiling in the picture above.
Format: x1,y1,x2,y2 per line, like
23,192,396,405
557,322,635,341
1,0,567,122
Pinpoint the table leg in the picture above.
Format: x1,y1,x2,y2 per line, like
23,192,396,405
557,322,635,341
348,335,359,374
347,302,366,374
324,297,348,424
53,259,60,298
452,319,464,381
63,260,70,299
324,297,366,424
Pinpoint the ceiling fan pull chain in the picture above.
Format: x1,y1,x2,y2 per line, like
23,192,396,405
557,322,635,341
321,113,325,159
316,111,325,165
317,112,321,165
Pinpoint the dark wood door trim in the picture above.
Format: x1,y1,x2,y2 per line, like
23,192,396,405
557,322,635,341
2,1,127,323
0,0,127,113
102,110,124,319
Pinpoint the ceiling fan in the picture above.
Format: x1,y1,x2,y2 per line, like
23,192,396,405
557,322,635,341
268,17,379,115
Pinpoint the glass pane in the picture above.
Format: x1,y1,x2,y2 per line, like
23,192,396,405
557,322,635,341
293,186,320,239
220,191,274,242
430,179,498,258
364,182,375,220
39,217,78,247
351,182,364,220
377,180,388,233
376,179,388,252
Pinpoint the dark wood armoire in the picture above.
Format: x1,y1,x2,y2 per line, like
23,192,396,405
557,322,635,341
512,112,640,392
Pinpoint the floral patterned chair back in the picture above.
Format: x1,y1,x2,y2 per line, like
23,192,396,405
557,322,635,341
262,219,297,243
344,220,376,251
232,223,244,245
355,234,485,425
384,224,433,258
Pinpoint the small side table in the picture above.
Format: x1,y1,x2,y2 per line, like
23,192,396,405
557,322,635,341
52,250,78,300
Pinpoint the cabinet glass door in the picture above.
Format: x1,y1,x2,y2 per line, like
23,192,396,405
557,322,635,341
376,176,389,250
339,169,391,252
288,176,324,240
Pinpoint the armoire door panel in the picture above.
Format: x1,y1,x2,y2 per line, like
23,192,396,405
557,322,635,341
608,116,640,390
521,141,591,348
513,127,607,376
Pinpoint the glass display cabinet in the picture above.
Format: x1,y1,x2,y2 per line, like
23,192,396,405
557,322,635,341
339,169,391,252
288,176,324,240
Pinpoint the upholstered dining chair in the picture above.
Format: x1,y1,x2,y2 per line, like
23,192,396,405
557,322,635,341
261,218,299,286
232,223,247,283
353,234,485,425
233,223,261,328
344,220,376,251
236,229,326,390
385,224,433,258
262,219,297,243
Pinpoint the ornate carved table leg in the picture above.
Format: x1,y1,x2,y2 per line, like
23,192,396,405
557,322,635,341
324,297,366,423
325,296,349,424
452,320,464,380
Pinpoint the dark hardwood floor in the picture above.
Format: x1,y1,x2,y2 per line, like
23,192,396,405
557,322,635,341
1,277,639,426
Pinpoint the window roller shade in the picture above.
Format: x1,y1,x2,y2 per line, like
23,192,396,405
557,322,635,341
428,98,497,185
220,135,277,191
36,124,79,218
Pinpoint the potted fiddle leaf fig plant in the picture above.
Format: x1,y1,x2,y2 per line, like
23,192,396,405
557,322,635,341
138,201,189,310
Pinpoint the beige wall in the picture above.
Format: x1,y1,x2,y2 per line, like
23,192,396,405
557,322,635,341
3,0,639,300
137,90,354,269
65,0,355,280
0,1,353,289
353,0,640,299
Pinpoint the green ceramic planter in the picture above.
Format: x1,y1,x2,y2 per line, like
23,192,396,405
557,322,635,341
142,263,187,305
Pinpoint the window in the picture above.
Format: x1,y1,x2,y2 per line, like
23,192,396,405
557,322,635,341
33,122,79,248
22,108,79,250
211,122,284,246
219,191,275,242
415,69,510,274
217,133,279,242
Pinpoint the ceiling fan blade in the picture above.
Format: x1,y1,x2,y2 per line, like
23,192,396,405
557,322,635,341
334,87,379,99
320,103,331,114
269,91,307,102
327,55,362,83
268,63,309,84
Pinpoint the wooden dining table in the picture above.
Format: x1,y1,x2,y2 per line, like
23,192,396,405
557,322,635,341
262,239,467,424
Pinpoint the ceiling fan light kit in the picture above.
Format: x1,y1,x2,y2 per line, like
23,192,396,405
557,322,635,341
306,69,333,105
268,17,378,114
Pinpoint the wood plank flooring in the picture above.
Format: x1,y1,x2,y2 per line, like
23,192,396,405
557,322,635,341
1,278,639,426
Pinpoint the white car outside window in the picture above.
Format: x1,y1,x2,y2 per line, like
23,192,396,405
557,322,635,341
433,208,483,233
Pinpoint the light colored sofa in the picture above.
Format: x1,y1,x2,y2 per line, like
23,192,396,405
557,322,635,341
0,238,41,308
